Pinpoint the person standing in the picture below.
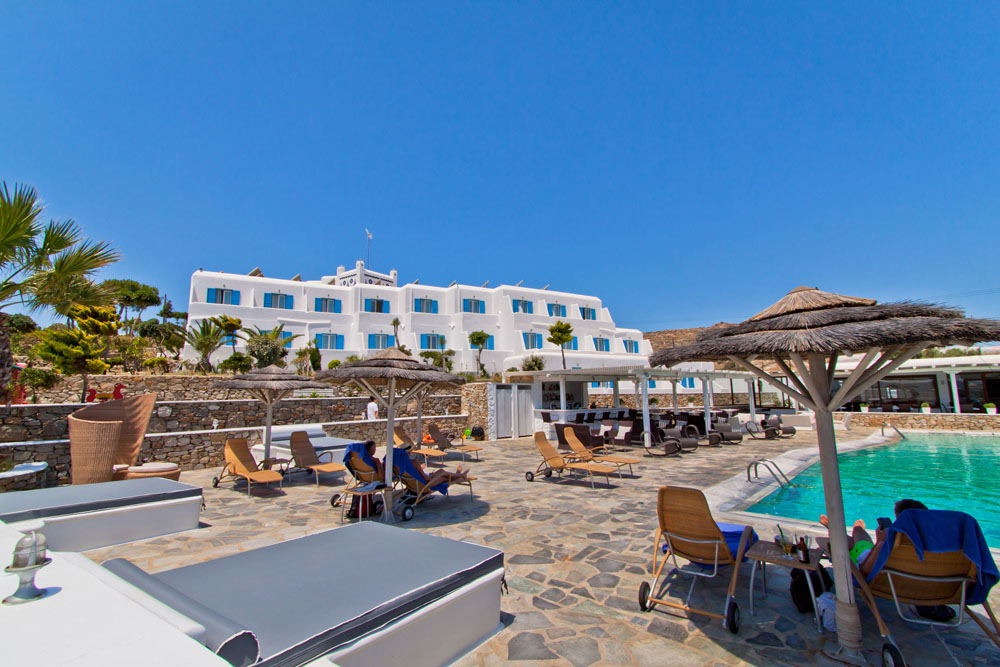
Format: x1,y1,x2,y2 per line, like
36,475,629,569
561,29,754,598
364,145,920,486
366,396,379,421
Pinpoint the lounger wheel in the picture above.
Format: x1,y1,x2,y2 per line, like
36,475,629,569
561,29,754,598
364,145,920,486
212,476,220,488
881,642,904,667
724,600,740,634
373,498,385,515
638,581,651,612
401,506,415,521
330,493,340,508
525,471,534,482
544,470,552,478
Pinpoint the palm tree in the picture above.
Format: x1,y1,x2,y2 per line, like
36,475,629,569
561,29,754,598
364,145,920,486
391,317,401,347
183,320,225,372
0,182,119,400
547,321,574,370
468,330,490,376
211,315,243,355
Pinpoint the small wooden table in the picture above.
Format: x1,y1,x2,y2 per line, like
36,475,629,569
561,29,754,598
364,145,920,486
410,447,447,466
746,540,828,632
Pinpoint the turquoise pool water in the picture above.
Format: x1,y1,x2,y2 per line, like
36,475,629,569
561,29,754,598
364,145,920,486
747,434,1000,547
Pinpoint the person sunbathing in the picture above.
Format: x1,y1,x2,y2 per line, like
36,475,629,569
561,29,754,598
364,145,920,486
407,451,470,488
363,440,385,479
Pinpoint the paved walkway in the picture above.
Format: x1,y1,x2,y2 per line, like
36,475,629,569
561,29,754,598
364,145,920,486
86,429,1000,666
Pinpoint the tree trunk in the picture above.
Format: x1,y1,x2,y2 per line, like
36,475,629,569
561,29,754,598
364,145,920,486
0,313,12,406
80,373,89,403
477,348,483,376
560,346,566,370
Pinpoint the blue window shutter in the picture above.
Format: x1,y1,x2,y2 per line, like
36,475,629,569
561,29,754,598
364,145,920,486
439,335,445,348
462,299,469,312
487,335,494,350
420,334,426,349
388,335,395,347
384,301,389,313
368,334,375,349
315,333,323,348
264,293,272,308
333,299,341,313
414,299,420,311
207,288,216,304
513,300,519,313
573,337,578,350
522,332,528,347
431,300,438,314
592,382,599,388
336,334,344,350
315,298,322,312
526,301,533,314
364,298,371,312
286,295,294,310
547,304,552,316
231,290,239,305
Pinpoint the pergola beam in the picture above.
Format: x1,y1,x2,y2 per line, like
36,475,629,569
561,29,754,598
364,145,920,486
839,343,930,407
827,348,879,410
726,355,818,411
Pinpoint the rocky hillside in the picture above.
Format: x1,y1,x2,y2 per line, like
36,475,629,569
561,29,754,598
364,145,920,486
643,323,733,351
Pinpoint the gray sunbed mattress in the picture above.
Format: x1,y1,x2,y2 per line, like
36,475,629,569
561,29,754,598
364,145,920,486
0,478,202,524
108,522,503,667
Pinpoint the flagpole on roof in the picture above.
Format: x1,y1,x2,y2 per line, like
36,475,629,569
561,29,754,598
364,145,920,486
365,228,372,269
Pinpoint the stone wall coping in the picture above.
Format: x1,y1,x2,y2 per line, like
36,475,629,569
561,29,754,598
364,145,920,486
1,394,462,410
0,413,469,448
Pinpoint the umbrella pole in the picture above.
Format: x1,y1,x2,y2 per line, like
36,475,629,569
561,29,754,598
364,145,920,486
383,378,396,522
416,392,423,444
264,400,274,461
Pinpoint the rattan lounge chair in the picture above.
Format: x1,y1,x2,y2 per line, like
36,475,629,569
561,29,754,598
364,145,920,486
395,425,447,465
682,424,722,447
288,431,347,486
662,428,699,452
565,429,639,476
713,422,744,445
745,421,779,440
212,438,283,496
427,423,483,461
638,486,754,633
526,432,616,489
763,415,796,437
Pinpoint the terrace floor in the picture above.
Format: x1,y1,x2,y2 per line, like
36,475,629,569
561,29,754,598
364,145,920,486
85,428,1000,666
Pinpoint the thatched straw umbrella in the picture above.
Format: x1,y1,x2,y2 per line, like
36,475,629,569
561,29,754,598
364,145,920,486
650,286,1000,660
213,366,327,460
315,348,466,520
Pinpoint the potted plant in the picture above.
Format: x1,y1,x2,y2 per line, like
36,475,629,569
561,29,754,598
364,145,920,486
920,402,931,414
985,402,997,415
859,403,869,413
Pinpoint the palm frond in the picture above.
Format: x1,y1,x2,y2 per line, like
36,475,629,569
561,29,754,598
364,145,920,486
49,240,121,276
36,219,83,262
0,182,43,267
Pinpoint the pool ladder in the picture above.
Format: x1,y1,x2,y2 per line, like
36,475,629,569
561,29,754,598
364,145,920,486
746,459,792,489
881,423,907,440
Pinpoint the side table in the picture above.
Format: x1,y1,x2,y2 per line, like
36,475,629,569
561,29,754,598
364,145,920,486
746,540,828,632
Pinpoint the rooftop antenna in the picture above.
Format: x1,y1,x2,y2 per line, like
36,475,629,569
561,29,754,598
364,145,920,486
481,280,489,287
448,280,457,287
365,229,372,269
514,280,524,287
542,284,550,290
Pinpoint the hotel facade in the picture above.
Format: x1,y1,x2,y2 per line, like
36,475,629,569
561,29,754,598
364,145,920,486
183,260,652,373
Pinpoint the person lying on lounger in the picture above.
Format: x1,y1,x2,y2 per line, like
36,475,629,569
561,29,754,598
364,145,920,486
364,440,385,478
820,498,955,621
406,450,470,488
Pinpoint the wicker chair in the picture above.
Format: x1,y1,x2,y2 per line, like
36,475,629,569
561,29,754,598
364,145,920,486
68,417,123,485
69,394,179,483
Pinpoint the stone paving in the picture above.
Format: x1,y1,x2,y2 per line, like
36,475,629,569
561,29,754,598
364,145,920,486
85,430,1000,666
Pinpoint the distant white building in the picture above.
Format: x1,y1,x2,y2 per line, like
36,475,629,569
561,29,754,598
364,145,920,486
183,260,652,373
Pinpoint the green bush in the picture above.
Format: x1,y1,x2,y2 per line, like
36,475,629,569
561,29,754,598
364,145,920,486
219,352,253,374
16,367,61,403
142,357,170,374
506,367,518,373
7,314,38,334
521,354,545,371
984,402,996,410
327,359,341,369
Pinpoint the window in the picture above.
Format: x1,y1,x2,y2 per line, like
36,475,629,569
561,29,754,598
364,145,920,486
523,332,542,349
264,293,293,309
593,337,610,352
364,298,389,313
591,381,612,388
420,333,446,350
624,340,639,354
223,334,237,346
580,306,596,320
681,377,696,389
266,329,294,348
648,380,657,388
315,298,342,313
462,298,486,314
562,336,578,350
512,299,533,314
367,334,395,349
413,298,438,314
547,303,566,317
206,288,240,305
315,333,344,350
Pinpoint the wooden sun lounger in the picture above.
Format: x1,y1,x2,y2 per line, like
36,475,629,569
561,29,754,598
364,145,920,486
565,429,639,477
526,432,616,489
213,438,284,496
394,426,448,465
288,431,347,486
428,424,483,462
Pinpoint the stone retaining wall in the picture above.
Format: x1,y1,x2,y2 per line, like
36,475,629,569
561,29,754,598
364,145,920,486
461,382,490,432
835,411,1000,431
0,395,461,443
0,414,469,489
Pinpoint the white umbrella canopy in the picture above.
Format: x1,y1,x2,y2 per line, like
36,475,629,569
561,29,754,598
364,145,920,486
651,286,1000,660
315,348,466,521
213,366,327,461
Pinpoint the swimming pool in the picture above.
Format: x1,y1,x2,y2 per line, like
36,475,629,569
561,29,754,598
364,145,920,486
746,433,1000,547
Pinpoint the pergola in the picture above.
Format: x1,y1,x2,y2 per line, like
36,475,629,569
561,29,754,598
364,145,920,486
515,365,758,447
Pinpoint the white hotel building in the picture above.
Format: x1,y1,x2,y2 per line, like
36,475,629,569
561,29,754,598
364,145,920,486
183,260,653,373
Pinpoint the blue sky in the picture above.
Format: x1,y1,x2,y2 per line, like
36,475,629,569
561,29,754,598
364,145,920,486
3,2,998,330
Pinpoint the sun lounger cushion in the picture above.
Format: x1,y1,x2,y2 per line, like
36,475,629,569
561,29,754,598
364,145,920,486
0,478,202,524
662,522,758,563
108,523,503,667
390,448,447,495
102,558,259,667
866,509,999,604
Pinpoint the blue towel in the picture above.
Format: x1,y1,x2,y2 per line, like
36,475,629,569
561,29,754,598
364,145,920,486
866,509,998,605
662,522,757,564
388,448,448,496
343,442,378,472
